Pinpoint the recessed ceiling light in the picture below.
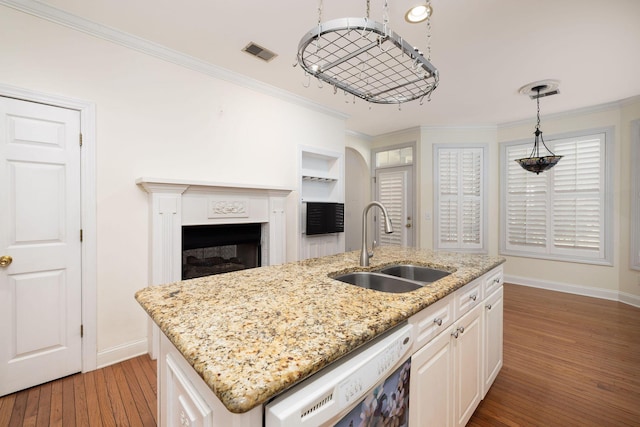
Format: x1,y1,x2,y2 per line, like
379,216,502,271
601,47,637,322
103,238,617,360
405,4,432,23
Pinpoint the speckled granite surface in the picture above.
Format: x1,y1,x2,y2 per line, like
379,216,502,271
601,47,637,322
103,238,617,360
135,246,505,413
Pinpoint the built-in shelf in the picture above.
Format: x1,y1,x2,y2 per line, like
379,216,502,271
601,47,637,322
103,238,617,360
299,147,345,259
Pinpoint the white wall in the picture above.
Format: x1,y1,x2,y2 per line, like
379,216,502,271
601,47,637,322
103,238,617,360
0,6,346,364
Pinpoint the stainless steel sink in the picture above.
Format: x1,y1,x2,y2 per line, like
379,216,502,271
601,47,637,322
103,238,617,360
376,265,451,284
333,272,423,293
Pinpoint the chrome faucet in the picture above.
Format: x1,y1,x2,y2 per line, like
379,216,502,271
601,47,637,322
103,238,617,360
360,201,393,267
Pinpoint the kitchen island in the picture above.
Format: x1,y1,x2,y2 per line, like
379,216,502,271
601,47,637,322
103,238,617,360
135,246,505,425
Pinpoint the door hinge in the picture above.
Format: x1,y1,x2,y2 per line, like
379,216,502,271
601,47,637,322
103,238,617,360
80,229,83,242
79,133,83,146
80,324,84,338
373,176,377,183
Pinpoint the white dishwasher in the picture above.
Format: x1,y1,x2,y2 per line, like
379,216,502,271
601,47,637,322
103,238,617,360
265,323,413,427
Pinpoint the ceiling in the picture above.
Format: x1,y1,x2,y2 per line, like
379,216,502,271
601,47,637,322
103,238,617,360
38,0,640,136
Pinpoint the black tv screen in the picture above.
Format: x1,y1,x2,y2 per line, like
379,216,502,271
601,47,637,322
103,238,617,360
306,202,344,235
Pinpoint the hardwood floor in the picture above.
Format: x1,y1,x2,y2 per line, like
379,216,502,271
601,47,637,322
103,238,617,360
0,355,156,427
468,284,640,427
1,284,638,426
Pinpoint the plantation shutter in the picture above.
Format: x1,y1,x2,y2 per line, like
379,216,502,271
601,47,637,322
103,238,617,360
551,135,604,257
377,169,406,246
436,147,484,251
505,145,548,252
502,131,607,262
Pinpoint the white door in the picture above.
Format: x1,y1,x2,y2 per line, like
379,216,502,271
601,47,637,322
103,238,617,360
0,96,82,396
375,166,414,246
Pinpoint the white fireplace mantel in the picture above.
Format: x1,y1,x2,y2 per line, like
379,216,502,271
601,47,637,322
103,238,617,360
136,177,293,357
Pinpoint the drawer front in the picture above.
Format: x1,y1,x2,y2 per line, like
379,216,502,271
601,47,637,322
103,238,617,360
410,294,454,351
454,278,483,319
484,267,504,296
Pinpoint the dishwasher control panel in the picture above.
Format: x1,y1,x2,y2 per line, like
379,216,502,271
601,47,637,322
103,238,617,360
265,323,413,427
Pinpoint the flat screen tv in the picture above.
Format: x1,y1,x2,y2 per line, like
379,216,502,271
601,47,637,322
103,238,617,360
306,202,344,235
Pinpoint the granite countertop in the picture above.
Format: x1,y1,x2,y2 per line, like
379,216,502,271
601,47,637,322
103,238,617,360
134,246,505,413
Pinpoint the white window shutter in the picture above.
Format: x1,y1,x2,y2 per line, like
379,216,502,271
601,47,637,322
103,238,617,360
435,147,484,251
501,130,610,264
378,170,405,246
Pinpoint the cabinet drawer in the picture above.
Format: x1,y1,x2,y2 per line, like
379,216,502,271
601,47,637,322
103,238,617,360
409,294,454,352
454,278,483,319
483,267,503,296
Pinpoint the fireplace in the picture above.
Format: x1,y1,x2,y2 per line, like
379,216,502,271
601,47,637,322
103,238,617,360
137,177,292,358
182,223,261,279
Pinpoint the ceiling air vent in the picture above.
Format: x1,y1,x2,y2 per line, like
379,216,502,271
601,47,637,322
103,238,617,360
242,42,277,62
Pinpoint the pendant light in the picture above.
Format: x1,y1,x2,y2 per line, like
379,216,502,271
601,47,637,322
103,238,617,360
515,84,563,174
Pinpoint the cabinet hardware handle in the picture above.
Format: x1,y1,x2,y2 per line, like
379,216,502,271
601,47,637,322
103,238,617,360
486,304,492,310
457,326,465,334
469,294,477,301
434,318,442,326
494,278,501,284
451,330,459,339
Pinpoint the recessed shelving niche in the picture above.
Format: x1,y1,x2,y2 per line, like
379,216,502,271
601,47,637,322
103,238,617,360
299,146,345,260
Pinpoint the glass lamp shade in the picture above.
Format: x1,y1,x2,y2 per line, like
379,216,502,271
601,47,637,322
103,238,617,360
515,155,563,175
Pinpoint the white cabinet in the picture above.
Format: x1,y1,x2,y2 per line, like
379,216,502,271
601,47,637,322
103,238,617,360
409,303,483,427
159,333,262,427
483,284,504,397
409,321,454,427
409,266,503,427
453,303,483,427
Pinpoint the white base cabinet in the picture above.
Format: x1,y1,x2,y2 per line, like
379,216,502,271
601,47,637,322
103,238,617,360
159,333,262,427
409,266,503,427
483,285,504,397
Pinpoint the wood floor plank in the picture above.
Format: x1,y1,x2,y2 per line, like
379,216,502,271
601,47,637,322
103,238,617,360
102,365,129,427
35,382,51,427
93,369,116,427
22,387,40,427
73,373,90,427
83,370,104,427
7,389,27,427
122,357,157,425
48,379,63,427
111,363,145,427
0,393,16,427
61,376,76,427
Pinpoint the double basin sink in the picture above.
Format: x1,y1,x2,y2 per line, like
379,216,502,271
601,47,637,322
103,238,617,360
332,265,452,294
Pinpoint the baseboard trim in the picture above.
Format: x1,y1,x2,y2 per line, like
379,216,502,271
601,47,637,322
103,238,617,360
504,274,640,308
95,338,148,369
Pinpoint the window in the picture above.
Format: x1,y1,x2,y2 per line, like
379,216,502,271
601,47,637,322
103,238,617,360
631,120,640,270
434,145,487,252
500,128,613,265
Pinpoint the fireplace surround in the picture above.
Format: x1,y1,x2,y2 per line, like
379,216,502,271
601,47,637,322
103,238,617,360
137,177,292,357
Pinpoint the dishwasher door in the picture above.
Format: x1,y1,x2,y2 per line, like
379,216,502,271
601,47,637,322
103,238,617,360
265,323,413,427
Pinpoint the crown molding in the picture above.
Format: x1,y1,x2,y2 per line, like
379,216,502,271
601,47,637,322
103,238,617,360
498,95,640,129
0,0,348,121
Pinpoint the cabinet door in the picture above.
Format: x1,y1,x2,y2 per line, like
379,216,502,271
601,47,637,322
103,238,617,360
453,303,483,427
409,326,454,427
483,286,504,397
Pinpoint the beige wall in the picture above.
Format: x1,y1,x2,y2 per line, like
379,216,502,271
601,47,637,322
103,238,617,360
0,7,346,363
371,103,640,304
498,99,640,302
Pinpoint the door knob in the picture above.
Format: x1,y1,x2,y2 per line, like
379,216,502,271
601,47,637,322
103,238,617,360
0,255,12,267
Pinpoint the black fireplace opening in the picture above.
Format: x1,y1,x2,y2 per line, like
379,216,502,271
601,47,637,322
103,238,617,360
182,223,262,280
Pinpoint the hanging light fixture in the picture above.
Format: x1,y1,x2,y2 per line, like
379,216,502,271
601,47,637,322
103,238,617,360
295,0,439,105
515,82,563,174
